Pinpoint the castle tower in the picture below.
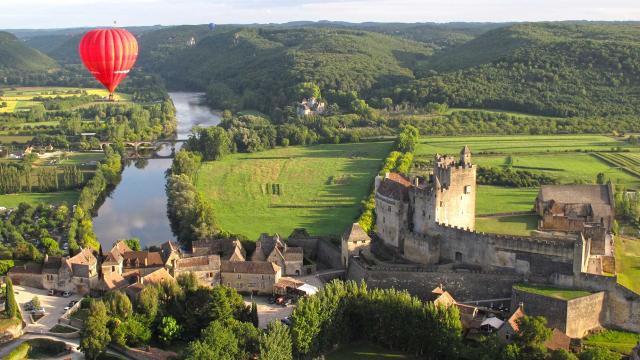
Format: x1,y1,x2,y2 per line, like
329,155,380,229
460,145,472,166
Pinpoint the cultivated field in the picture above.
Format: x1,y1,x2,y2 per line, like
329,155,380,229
0,86,130,113
615,236,640,294
196,142,393,240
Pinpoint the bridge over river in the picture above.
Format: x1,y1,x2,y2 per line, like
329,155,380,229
100,139,187,159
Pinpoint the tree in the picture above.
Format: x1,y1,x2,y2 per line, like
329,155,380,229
513,316,552,348
112,315,151,347
297,82,321,100
260,321,293,360
124,238,141,251
137,285,159,320
171,150,202,178
4,278,19,319
31,296,40,309
158,316,181,346
186,126,231,161
382,97,393,111
177,272,199,292
549,349,579,360
184,320,240,360
578,347,620,360
103,290,133,319
80,301,111,360
250,301,259,328
596,172,606,185
395,125,419,153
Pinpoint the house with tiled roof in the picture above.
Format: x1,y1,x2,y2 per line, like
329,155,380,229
497,304,526,342
160,241,182,269
122,251,165,275
252,233,304,276
171,254,221,287
125,268,175,298
192,238,246,261
220,260,281,295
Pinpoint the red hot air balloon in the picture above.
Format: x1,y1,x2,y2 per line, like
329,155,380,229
78,28,138,100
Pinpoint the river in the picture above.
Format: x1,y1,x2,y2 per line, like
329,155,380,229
92,92,220,249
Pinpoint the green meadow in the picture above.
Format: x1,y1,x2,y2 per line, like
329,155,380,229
0,86,130,114
196,142,392,240
327,342,415,360
0,191,79,208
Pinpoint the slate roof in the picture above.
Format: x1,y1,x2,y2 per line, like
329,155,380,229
539,185,612,206
220,261,280,275
377,173,411,201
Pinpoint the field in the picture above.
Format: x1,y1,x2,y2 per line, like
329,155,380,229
196,142,393,240
615,236,640,294
584,329,640,355
326,342,415,360
0,86,130,113
512,283,592,300
0,191,79,208
476,215,538,236
444,107,560,119
415,134,630,157
476,185,537,215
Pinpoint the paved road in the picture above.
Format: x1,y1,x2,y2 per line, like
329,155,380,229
0,333,82,359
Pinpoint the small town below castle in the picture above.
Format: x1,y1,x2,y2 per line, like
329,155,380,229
2,6,640,360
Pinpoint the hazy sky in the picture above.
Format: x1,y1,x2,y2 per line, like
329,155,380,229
2,0,640,29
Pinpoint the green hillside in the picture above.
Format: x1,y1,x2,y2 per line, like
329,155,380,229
0,31,57,71
394,23,640,117
148,27,433,112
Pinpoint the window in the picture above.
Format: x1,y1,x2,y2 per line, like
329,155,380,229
238,274,241,279
464,185,471,194
388,206,391,212
112,266,116,272
455,252,463,263
440,201,443,207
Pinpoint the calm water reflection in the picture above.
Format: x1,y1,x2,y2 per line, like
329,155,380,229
93,92,220,248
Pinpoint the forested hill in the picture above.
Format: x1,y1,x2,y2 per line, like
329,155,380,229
148,27,434,112
393,23,640,117
0,31,57,71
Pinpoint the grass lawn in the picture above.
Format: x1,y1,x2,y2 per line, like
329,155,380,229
49,324,78,333
513,283,592,300
0,191,79,208
0,135,34,144
415,134,630,157
584,329,640,355
196,142,392,240
326,342,416,360
614,236,640,294
476,185,538,215
444,107,560,119
58,152,105,166
476,215,539,236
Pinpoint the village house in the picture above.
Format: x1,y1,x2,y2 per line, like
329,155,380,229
160,241,182,269
252,233,304,276
192,238,246,261
122,250,165,276
341,223,372,267
171,255,221,287
297,97,326,117
220,260,281,295
124,268,175,298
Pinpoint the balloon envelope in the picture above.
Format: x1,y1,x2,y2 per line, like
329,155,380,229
78,28,138,94
209,23,216,30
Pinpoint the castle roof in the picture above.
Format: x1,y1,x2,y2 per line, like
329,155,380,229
538,185,612,206
343,223,371,243
377,173,411,201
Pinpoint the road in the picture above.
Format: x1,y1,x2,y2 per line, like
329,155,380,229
13,285,81,332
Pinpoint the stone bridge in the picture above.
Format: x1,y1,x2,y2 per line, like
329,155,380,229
100,139,186,159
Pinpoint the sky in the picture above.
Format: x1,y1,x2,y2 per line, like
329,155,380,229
2,0,640,29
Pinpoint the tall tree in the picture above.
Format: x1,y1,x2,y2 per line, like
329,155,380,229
260,321,293,360
4,278,19,319
80,301,111,360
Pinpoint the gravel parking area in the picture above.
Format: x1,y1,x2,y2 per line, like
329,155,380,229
244,296,294,329
13,285,81,333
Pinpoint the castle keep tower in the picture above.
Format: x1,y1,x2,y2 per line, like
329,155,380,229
376,146,476,250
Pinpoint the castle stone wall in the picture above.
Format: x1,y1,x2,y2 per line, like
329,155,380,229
511,288,568,334
375,194,408,250
434,165,476,231
347,259,522,301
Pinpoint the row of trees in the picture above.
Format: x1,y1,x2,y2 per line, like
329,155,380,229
358,126,418,232
477,167,558,188
0,164,84,194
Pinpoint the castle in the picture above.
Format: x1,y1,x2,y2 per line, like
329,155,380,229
373,146,616,278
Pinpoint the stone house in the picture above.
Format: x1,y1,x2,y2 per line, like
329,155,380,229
252,234,304,276
38,248,98,294
297,97,326,117
172,255,221,288
536,184,615,233
122,251,165,276
341,223,371,267
220,260,281,295
192,238,246,261
497,304,525,342
160,241,182,270
125,268,175,298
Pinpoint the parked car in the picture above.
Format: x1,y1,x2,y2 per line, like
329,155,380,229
48,289,55,296
30,307,45,314
68,300,77,307
24,303,34,311
63,306,71,311
62,291,71,298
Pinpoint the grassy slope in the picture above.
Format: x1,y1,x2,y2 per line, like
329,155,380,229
0,87,128,114
0,32,57,72
615,236,640,294
476,215,538,236
513,283,592,301
196,142,392,240
584,329,640,355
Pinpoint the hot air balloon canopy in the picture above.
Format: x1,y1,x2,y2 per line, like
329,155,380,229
78,28,138,99
209,23,216,31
